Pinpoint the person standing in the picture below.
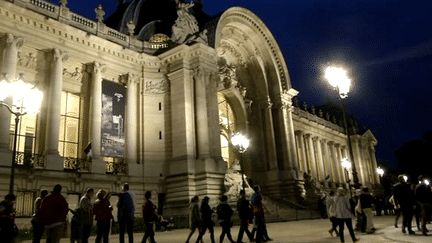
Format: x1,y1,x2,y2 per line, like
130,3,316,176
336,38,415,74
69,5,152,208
196,196,215,243
93,189,113,243
237,190,254,243
32,190,48,243
393,175,416,235
0,194,16,243
80,188,94,243
334,187,359,243
326,191,339,237
217,195,235,243
359,187,375,234
415,175,432,235
141,191,158,243
40,184,69,243
389,195,401,228
117,183,135,243
185,196,202,243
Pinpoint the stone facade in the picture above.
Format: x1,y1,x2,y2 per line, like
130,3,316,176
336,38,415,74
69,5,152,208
0,0,380,221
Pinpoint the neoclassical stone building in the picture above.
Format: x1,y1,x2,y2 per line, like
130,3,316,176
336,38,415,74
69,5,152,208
0,0,380,219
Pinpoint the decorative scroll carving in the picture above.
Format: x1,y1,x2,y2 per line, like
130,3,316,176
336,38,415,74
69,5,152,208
17,52,37,69
218,42,246,66
63,67,83,81
145,79,169,94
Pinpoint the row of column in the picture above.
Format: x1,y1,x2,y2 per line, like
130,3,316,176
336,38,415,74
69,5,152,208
0,33,139,173
294,130,350,185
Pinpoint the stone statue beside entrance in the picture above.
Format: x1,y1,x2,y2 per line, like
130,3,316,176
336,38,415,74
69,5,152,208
172,0,208,44
224,161,254,201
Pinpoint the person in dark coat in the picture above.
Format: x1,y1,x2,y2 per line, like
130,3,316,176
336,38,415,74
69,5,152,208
80,188,94,243
415,175,432,235
217,195,235,243
393,175,415,235
0,194,16,243
93,189,113,243
185,196,202,243
117,184,135,243
196,196,215,243
40,184,69,243
359,187,375,234
237,190,254,243
141,191,158,243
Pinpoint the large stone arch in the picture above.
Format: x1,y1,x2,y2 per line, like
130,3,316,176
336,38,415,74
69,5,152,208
213,7,300,196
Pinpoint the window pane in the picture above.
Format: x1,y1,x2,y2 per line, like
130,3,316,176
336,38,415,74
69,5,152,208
66,93,80,117
64,143,77,157
65,117,79,142
60,92,67,116
58,141,64,157
59,116,65,141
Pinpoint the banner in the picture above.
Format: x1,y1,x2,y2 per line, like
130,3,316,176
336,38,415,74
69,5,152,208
101,80,126,157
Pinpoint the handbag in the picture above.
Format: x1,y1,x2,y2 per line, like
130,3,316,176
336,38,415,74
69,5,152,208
13,224,19,237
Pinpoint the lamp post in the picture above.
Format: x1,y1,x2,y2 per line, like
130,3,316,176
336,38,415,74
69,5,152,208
0,74,43,194
341,157,352,197
377,167,384,181
325,66,359,188
231,132,249,191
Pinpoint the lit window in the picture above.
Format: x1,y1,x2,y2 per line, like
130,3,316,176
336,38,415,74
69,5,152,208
15,191,35,217
9,106,38,166
58,92,81,158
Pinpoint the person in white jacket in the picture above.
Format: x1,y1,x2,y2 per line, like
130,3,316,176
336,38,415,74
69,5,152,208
334,187,359,243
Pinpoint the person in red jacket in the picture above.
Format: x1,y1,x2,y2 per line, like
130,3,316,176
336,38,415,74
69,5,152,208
141,191,158,243
93,189,113,243
40,184,69,243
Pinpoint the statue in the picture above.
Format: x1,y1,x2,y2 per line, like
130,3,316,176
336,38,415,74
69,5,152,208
172,0,208,44
224,161,254,201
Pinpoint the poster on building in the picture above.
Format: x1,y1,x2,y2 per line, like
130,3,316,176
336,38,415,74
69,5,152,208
101,79,126,157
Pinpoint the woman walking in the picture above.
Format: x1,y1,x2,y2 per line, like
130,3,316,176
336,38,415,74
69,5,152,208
334,187,359,243
185,196,202,243
326,191,339,237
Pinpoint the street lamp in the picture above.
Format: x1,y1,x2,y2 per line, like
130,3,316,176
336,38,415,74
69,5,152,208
377,167,384,178
0,74,43,194
341,157,352,197
231,132,249,191
325,66,359,187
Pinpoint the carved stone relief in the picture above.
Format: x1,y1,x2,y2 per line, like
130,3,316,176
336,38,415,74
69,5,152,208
17,52,37,70
144,79,169,94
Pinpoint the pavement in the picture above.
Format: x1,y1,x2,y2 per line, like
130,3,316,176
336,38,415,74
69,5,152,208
21,215,432,243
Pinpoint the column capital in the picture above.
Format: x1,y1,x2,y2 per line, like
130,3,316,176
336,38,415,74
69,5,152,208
119,73,139,85
53,48,69,62
2,33,25,48
294,130,304,136
328,140,335,146
90,62,107,74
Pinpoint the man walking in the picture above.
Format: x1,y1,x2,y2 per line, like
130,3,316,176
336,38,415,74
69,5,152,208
415,175,432,235
393,175,415,235
32,190,48,243
237,190,254,243
117,183,135,243
80,188,94,243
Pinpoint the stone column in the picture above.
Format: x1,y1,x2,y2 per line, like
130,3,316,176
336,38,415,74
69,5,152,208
193,67,211,159
369,144,380,185
313,137,325,181
90,62,106,173
0,34,24,150
305,133,318,179
322,139,332,180
335,143,344,183
260,97,278,171
280,89,300,176
123,73,140,176
295,130,307,174
44,49,68,155
351,136,366,185
44,49,68,171
329,142,341,184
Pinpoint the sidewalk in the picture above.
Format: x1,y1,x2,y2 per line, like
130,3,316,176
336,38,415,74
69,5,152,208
22,216,432,242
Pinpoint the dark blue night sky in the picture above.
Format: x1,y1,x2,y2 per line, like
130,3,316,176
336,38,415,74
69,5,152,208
55,0,432,170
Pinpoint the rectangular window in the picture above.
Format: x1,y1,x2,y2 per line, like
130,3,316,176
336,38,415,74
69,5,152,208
159,102,162,110
15,191,35,217
58,92,81,158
